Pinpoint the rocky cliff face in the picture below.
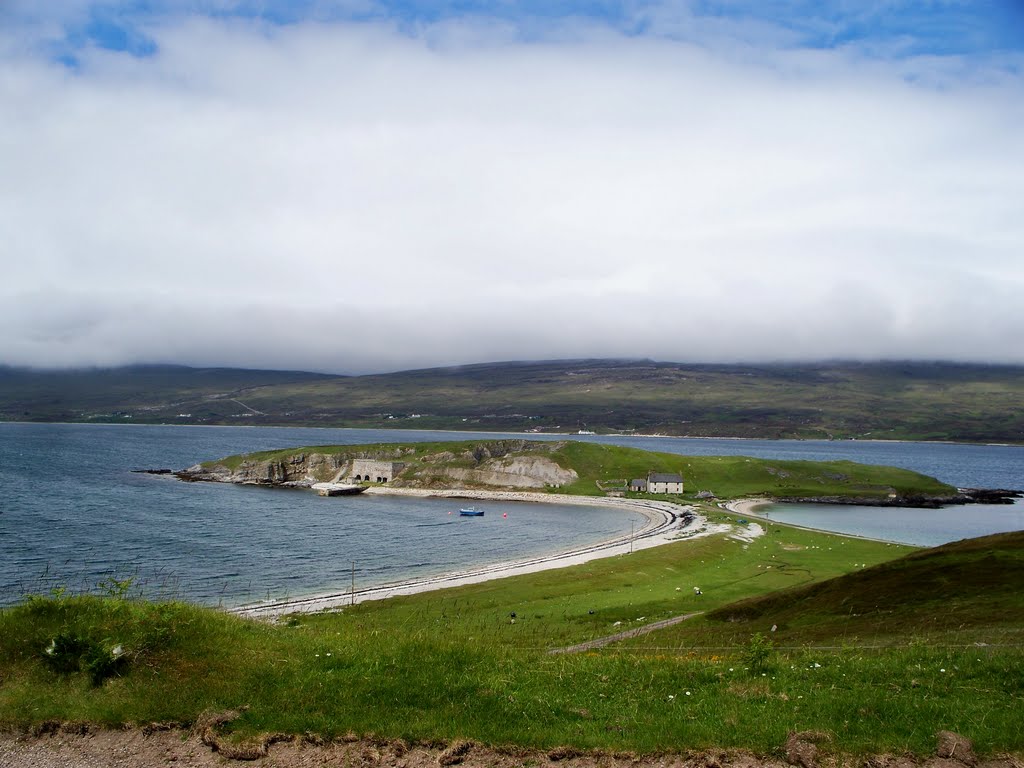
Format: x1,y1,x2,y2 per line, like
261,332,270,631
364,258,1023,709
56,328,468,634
427,456,578,489
178,452,348,487
177,442,579,491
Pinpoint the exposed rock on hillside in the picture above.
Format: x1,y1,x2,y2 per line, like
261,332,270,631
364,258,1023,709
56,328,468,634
177,452,347,486
176,441,578,491
428,456,577,489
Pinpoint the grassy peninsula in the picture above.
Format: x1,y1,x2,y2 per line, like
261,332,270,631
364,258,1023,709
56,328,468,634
192,438,960,505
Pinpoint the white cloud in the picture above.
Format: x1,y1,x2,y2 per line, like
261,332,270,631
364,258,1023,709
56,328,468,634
1,14,1022,373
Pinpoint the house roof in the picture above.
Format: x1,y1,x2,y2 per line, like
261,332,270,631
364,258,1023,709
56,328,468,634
648,472,683,483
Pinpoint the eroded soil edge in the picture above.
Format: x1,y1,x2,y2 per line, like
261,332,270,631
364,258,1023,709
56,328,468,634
1,723,1021,768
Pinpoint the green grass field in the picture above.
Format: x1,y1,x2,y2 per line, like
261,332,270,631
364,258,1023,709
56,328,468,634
2,522,1021,757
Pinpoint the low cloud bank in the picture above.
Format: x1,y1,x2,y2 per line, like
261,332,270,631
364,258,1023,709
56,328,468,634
2,13,1022,372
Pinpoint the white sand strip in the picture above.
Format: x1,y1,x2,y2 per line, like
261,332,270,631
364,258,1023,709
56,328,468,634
231,490,704,618
720,497,913,545
721,497,773,517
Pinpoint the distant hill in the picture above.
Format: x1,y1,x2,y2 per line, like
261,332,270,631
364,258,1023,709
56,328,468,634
2,359,1023,443
0,364,334,422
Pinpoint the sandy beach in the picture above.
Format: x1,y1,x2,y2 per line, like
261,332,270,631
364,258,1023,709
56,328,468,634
231,489,703,618
721,497,774,517
719,497,913,546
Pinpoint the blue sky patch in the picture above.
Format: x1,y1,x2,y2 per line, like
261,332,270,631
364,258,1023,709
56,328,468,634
7,0,1024,68
82,11,158,56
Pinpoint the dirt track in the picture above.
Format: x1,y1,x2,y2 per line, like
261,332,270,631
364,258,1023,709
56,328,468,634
1,726,1020,768
549,612,704,654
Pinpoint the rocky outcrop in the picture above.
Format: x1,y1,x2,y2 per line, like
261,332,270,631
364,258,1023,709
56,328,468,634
441,456,578,489
957,488,1024,504
175,441,579,491
176,452,348,487
778,488,1022,509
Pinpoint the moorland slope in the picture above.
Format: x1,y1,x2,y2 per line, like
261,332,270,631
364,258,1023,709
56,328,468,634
4,359,1024,442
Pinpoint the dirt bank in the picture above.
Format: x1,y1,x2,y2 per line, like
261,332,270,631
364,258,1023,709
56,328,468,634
2,727,1018,768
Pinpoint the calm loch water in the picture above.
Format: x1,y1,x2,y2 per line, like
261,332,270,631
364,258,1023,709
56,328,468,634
1,423,1021,607
751,501,1024,547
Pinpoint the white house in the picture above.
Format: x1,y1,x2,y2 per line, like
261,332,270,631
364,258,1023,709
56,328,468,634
646,472,684,494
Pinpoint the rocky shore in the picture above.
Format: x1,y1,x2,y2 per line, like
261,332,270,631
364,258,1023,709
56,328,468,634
768,488,1022,509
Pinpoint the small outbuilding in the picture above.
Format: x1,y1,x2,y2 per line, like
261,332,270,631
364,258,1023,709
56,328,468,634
629,478,648,492
350,459,406,484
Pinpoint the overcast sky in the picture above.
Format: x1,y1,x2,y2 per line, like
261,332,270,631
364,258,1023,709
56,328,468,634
2,1,1023,374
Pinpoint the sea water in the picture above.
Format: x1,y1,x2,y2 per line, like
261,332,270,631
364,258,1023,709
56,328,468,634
0,424,642,608
1,423,1021,607
750,502,1024,547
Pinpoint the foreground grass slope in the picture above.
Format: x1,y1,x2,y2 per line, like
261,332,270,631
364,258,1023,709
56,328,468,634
621,530,1024,649
204,439,958,502
5,359,1024,443
2,525,1021,756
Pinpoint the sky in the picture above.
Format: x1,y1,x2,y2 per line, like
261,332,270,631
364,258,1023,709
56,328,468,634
2,1,1023,374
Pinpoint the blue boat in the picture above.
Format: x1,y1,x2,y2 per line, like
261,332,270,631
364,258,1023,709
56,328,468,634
459,507,485,516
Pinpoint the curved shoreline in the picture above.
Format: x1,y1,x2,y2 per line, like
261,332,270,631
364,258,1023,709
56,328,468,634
231,490,702,618
720,498,920,546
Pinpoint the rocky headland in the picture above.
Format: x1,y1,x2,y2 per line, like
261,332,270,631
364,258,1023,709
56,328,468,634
175,440,579,492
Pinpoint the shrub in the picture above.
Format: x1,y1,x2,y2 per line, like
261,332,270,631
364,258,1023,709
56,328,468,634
42,631,127,686
42,632,89,674
743,632,774,674
83,642,127,686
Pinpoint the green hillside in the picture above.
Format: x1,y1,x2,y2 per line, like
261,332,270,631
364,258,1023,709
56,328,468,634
622,530,1024,649
3,359,1024,443
0,364,332,422
708,530,1024,641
